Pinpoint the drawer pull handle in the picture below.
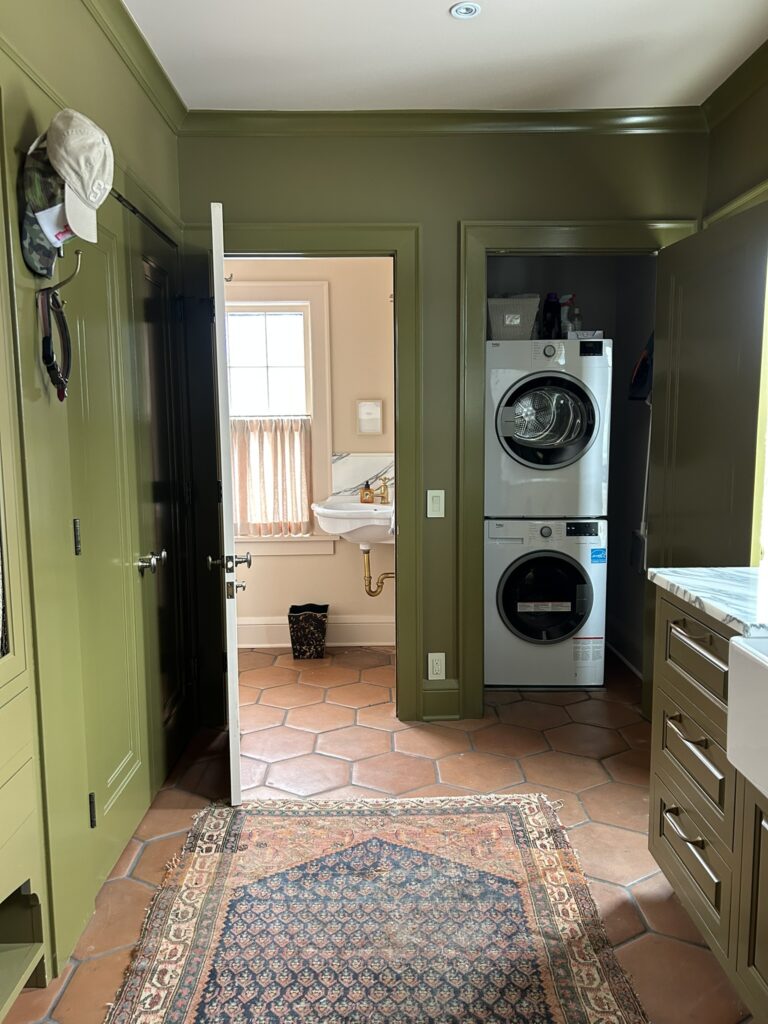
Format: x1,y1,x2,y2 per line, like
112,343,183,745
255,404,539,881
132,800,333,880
667,714,708,748
669,623,728,673
663,806,705,848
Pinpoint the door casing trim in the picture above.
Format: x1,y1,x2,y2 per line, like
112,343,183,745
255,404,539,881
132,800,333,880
217,223,422,720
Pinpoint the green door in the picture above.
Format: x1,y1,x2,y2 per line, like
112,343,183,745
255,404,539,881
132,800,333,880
646,201,768,691
65,200,151,881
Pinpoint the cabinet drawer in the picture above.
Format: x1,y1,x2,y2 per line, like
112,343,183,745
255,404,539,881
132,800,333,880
658,598,729,732
650,772,733,957
652,686,736,848
0,685,32,782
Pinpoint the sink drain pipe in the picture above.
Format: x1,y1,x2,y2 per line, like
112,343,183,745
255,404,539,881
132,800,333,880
362,547,395,597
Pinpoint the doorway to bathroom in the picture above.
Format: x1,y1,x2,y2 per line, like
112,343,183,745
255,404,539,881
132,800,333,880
223,254,398,801
190,216,421,806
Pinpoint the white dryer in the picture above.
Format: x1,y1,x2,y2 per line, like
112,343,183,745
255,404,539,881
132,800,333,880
484,518,607,688
484,339,612,518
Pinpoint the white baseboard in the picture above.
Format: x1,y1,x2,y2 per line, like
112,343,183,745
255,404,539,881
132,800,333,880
238,614,395,649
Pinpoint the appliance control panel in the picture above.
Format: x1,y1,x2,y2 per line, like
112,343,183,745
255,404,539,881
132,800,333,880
487,520,607,545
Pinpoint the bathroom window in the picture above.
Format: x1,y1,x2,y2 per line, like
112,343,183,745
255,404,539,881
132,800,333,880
227,308,309,417
225,282,332,547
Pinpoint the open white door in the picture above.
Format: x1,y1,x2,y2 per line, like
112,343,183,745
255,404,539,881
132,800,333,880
210,202,243,805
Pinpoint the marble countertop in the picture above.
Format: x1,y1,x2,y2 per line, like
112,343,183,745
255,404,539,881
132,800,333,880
648,567,768,637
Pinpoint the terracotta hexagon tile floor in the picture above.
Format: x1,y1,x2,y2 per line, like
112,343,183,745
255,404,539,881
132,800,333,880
8,649,751,1024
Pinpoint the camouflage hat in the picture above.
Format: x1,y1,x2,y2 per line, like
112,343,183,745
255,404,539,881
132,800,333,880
21,138,72,278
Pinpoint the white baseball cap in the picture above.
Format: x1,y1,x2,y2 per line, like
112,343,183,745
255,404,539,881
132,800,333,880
46,109,113,243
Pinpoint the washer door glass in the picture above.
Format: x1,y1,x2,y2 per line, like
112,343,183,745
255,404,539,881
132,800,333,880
496,373,597,468
497,551,593,644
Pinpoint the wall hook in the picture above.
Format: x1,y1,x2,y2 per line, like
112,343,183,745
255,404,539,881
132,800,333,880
36,248,83,296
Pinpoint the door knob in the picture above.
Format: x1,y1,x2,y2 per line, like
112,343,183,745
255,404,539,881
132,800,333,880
226,579,247,598
207,553,235,572
236,580,246,592
158,549,168,566
137,553,158,576
235,552,252,569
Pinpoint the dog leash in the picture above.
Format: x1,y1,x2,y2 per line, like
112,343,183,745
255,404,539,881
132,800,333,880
37,286,71,402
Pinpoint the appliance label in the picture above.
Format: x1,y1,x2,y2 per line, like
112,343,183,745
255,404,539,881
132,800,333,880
517,602,571,612
504,313,522,326
591,548,607,563
574,638,603,662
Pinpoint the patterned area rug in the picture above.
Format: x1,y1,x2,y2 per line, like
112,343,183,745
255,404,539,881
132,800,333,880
106,796,648,1023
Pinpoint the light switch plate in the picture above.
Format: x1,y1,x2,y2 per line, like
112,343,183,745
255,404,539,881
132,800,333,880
426,489,445,518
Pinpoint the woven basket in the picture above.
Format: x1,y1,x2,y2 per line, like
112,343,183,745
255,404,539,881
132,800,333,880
488,294,540,341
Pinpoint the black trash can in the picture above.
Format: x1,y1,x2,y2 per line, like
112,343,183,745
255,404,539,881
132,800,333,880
288,603,329,659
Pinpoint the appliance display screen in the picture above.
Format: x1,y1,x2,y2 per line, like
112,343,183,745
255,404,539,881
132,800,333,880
580,341,603,357
566,522,599,536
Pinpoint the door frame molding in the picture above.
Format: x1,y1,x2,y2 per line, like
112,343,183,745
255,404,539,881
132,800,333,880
458,220,697,717
217,222,422,720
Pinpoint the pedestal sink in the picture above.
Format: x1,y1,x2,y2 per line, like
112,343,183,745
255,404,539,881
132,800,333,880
728,636,768,797
312,496,394,550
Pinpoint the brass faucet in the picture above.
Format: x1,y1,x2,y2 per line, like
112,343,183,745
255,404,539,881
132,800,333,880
373,479,390,504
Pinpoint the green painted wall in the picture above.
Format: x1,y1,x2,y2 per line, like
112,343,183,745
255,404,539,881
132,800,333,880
704,42,768,215
0,0,183,973
178,126,707,715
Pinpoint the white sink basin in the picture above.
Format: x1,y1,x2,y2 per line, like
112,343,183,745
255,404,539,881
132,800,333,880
312,496,395,550
728,636,768,797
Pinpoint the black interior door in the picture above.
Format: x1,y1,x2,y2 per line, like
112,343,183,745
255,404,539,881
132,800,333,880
131,218,194,785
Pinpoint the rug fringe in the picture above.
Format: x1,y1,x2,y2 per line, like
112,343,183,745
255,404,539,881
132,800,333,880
101,841,187,1024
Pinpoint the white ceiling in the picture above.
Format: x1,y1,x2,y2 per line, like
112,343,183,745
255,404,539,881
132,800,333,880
121,0,768,112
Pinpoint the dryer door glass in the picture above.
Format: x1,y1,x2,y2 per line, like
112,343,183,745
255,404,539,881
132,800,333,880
497,551,593,644
496,373,597,468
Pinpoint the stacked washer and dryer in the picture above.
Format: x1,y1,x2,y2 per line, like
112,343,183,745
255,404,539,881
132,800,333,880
484,338,613,688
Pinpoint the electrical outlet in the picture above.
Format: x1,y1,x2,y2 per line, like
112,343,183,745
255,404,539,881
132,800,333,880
428,652,445,680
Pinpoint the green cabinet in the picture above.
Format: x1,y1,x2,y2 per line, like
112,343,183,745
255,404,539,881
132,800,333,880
650,587,768,1021
735,781,768,1012
0,164,49,1014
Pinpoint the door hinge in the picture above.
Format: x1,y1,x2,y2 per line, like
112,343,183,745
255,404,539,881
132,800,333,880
222,651,228,673
183,480,193,507
209,296,216,323
174,294,185,322
217,480,223,503
88,792,97,829
73,518,82,556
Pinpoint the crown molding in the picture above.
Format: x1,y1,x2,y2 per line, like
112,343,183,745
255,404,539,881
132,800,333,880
703,40,768,129
80,0,187,132
179,107,707,138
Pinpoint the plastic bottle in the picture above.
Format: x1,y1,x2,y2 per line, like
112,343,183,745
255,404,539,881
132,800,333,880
542,293,560,340
559,294,575,338
571,307,583,332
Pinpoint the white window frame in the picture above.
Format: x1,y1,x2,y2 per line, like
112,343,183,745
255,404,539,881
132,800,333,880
226,280,334,553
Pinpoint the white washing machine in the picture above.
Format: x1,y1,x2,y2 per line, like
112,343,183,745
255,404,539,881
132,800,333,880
484,339,613,518
484,518,607,688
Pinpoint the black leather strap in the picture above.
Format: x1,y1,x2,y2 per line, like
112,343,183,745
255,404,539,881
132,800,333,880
37,287,71,402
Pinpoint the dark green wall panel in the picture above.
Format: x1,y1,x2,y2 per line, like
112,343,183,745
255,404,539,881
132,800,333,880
178,129,706,710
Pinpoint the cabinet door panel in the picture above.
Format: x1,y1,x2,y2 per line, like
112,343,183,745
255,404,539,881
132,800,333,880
737,782,768,1012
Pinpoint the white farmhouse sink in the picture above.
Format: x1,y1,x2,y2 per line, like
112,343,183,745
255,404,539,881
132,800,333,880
728,636,768,797
312,495,395,550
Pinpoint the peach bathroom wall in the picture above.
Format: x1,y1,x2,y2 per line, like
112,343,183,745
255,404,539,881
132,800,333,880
227,256,395,646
